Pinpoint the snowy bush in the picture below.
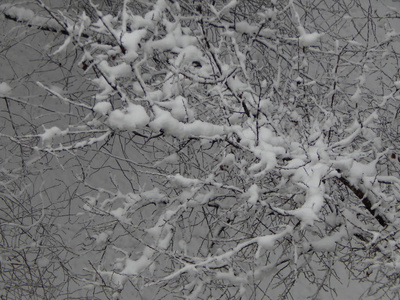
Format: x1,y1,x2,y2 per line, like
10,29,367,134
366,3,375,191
1,0,400,299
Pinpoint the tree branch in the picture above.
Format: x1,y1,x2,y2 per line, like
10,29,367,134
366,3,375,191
2,9,70,36
338,175,388,227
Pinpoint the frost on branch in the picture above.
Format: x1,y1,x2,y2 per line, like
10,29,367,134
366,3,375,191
2,0,400,299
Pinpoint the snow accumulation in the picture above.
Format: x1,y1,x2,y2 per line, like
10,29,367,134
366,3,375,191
238,127,285,177
309,224,348,251
255,226,292,258
1,5,62,31
93,231,111,245
121,247,154,275
93,101,112,115
174,45,205,67
348,159,378,186
108,103,150,130
150,106,227,138
235,21,259,35
275,158,334,227
140,187,166,202
121,29,147,62
92,77,114,101
298,31,323,47
156,96,195,122
74,131,111,149
40,126,68,146
0,82,11,95
209,0,238,16
97,61,131,84
169,173,201,187
291,1,323,47
146,24,197,52
246,184,259,204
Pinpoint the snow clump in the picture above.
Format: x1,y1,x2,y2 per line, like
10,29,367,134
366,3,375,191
108,103,150,130
93,102,112,115
0,82,11,96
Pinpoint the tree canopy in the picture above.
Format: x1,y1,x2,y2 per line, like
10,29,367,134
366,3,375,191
1,0,400,299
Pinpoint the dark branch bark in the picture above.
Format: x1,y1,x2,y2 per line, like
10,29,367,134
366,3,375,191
2,11,70,36
338,175,388,227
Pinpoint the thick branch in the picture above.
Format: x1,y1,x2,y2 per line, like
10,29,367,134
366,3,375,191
338,176,388,227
